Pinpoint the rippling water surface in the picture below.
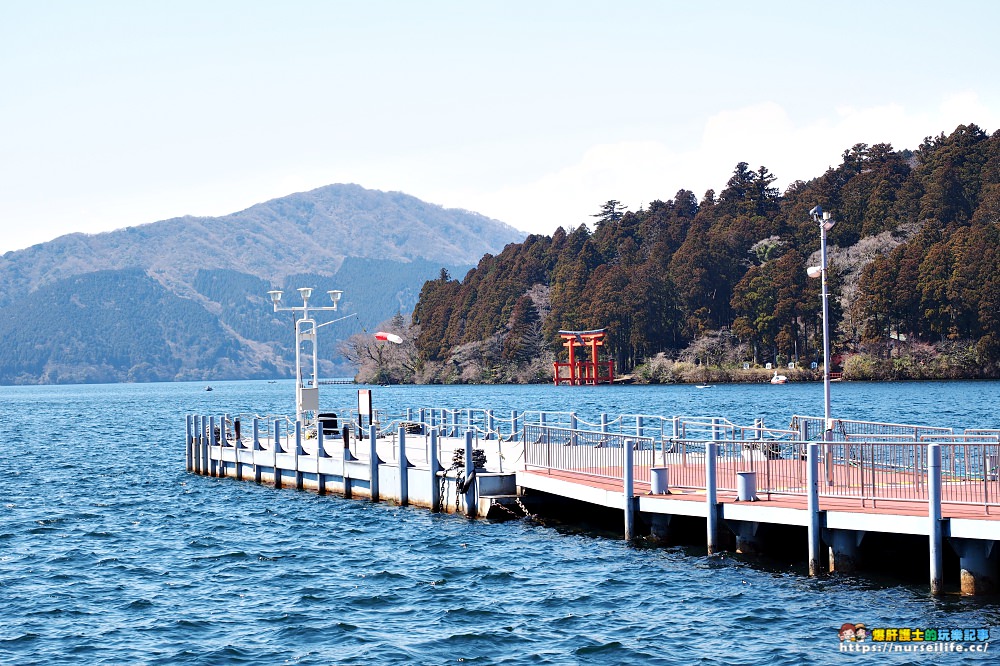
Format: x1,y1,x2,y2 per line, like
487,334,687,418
3,380,1000,664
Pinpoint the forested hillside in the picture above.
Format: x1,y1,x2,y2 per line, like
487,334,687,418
411,124,1000,383
0,258,472,384
0,184,517,384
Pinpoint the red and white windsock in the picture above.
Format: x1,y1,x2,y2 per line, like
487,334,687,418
374,331,403,344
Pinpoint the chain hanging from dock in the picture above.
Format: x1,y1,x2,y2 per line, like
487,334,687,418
442,447,488,511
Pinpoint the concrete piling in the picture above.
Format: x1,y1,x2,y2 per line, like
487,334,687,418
398,426,409,506
369,424,380,502
706,441,718,554
807,442,821,576
464,430,476,518
624,438,634,541
430,429,441,512
951,538,999,596
209,416,218,477
826,529,863,573
929,443,943,595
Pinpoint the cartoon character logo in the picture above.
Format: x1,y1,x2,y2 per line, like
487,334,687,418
854,623,867,642
839,623,857,642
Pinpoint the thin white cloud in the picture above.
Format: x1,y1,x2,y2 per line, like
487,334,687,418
452,93,997,236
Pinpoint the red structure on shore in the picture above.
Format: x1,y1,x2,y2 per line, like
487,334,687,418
553,329,614,385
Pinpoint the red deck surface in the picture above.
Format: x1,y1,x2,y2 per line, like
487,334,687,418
521,466,1000,520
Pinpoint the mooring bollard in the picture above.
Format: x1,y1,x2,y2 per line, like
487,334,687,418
650,466,669,494
736,471,758,501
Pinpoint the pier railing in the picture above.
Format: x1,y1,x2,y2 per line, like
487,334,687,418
520,421,1000,511
523,424,655,481
790,415,954,441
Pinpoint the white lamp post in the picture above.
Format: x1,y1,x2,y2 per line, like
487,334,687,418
806,205,836,439
268,288,343,426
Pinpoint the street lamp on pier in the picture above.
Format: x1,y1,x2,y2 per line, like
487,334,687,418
806,205,836,438
268,288,344,426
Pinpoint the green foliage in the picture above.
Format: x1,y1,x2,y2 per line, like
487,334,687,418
412,123,1000,381
0,268,245,384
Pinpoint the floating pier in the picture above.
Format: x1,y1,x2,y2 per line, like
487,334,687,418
186,407,1000,596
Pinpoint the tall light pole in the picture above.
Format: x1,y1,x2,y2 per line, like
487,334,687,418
268,288,343,426
806,205,836,436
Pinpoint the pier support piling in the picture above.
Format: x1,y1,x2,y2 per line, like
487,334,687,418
649,514,672,543
728,521,762,555
706,441,719,554
209,416,218,477
807,442,822,576
624,438,635,541
929,443,944,595
316,425,326,494
950,539,999,596
185,415,192,472
273,420,282,488
430,429,441,512
295,421,304,490
398,426,409,506
252,418,262,484
464,430,477,518
201,414,209,474
369,425,380,502
825,529,864,573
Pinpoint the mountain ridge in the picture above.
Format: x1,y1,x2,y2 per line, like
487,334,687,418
0,183,521,303
0,183,524,384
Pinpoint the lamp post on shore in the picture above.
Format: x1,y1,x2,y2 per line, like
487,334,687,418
806,205,836,438
268,288,343,426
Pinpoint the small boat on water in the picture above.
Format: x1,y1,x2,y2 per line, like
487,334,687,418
696,384,714,389
205,386,213,391
770,370,787,385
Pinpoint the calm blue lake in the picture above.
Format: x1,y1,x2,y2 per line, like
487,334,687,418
2,379,998,664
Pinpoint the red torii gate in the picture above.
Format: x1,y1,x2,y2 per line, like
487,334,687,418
553,329,614,385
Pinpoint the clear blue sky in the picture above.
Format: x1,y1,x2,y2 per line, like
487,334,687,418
2,0,998,253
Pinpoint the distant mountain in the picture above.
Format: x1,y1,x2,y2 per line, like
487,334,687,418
0,184,524,384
